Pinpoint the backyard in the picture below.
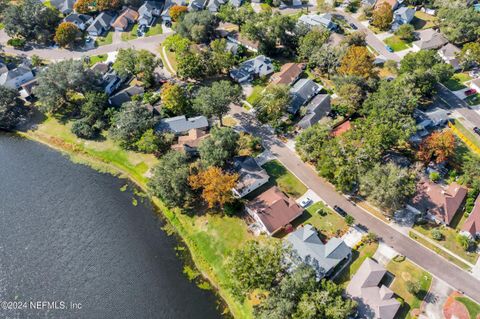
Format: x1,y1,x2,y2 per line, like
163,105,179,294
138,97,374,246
334,240,379,287
412,11,438,30
384,35,411,52
261,160,308,199
387,258,432,319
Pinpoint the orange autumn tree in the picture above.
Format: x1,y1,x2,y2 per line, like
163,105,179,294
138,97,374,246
371,2,393,31
169,5,188,22
54,22,80,47
338,45,377,80
418,130,455,164
74,0,121,13
189,166,238,209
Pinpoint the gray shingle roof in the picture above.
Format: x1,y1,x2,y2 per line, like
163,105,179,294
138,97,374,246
232,156,269,196
297,94,331,129
288,79,322,114
156,115,209,134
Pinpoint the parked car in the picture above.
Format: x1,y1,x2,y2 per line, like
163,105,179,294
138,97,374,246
333,205,347,217
349,23,358,30
465,88,477,96
469,68,480,78
300,197,313,208
474,127,480,136
385,45,393,53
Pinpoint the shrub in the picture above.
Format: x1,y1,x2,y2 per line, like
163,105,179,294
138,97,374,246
406,280,421,296
365,232,378,243
456,234,474,251
392,255,405,262
345,215,355,225
429,171,440,182
224,199,244,216
71,118,97,139
431,228,444,241
7,38,26,48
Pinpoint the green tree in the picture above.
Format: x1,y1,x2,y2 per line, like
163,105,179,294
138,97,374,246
198,126,239,167
176,50,207,80
359,163,416,215
109,101,154,149
309,45,343,78
431,228,443,241
456,234,474,251
135,129,173,155
3,0,60,43
71,118,98,139
163,34,191,54
399,50,442,74
334,76,366,113
34,60,100,114
297,28,330,61
458,42,480,69
295,124,330,162
371,2,393,31
226,240,285,297
406,280,422,296
80,91,108,123
437,6,480,44
0,86,24,130
113,49,159,87
255,84,291,125
149,151,192,207
175,10,218,43
160,82,190,116
193,80,241,126
395,23,415,42
209,39,235,75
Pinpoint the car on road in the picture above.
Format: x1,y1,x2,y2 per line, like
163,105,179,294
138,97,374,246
465,88,477,96
385,45,393,53
349,23,358,30
333,205,347,217
474,127,480,136
300,197,313,208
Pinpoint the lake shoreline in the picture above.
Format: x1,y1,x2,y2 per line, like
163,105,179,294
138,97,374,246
13,128,237,318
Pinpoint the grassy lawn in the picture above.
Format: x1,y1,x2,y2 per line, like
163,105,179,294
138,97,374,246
387,259,432,319
409,230,473,270
466,93,480,106
43,0,53,8
412,11,438,30
24,116,257,319
121,24,139,41
159,45,177,74
443,73,471,91
384,35,411,52
455,296,480,319
293,201,349,240
261,160,307,199
0,23,4,30
246,84,266,106
87,54,108,66
451,119,480,150
146,23,163,36
334,241,379,287
95,31,113,47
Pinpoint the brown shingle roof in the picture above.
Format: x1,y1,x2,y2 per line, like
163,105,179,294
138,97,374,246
112,8,139,29
246,187,303,235
462,195,480,237
270,63,304,86
171,128,208,151
411,178,467,225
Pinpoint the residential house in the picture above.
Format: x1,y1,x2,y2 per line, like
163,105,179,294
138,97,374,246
91,63,124,96
64,13,93,31
87,12,116,37
111,8,139,31
298,13,338,31
409,177,468,225
297,94,331,129
462,195,480,239
346,258,401,319
50,0,75,15
230,0,242,7
231,156,269,198
0,64,34,90
438,43,461,70
470,78,480,93
91,62,111,76
19,78,38,101
227,32,260,52
269,63,304,86
171,128,209,154
206,0,227,12
230,55,273,83
391,7,415,31
162,0,185,21
375,0,398,10
156,115,209,135
286,225,351,279
331,120,352,137
139,1,163,27
288,78,322,114
245,186,304,236
108,85,144,107
362,0,377,6
188,0,207,11
412,29,448,51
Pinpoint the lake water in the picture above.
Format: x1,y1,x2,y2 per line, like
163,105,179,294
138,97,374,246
0,133,223,319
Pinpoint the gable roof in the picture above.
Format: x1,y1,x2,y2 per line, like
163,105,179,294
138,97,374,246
462,195,480,236
411,177,468,225
394,7,415,22
112,8,139,29
87,12,115,33
108,85,144,107
171,128,209,151
232,156,269,196
347,258,401,319
298,13,338,30
331,120,352,137
270,63,304,86
286,225,351,279
413,29,448,50
0,64,33,87
288,78,322,114
51,0,75,13
64,13,92,25
230,55,273,82
297,94,331,129
246,187,303,235
156,115,209,134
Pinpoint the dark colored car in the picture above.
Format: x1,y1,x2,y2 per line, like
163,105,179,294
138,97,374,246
349,23,358,30
474,127,480,136
333,205,347,217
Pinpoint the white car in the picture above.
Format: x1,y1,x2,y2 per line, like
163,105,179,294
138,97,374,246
300,197,313,208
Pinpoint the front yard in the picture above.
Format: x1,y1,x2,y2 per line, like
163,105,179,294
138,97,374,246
87,54,108,66
442,73,471,91
145,23,163,36
455,296,480,319
384,35,411,52
121,24,139,41
387,258,432,319
261,160,307,199
451,119,480,151
465,93,480,106
246,81,267,106
95,32,113,47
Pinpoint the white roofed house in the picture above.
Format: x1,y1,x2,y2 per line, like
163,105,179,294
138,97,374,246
285,224,351,280
139,1,164,27
298,13,338,31
231,156,269,198
0,64,35,90
438,43,461,70
230,55,274,83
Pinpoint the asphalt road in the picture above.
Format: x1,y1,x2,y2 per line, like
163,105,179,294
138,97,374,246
232,109,480,303
436,83,480,129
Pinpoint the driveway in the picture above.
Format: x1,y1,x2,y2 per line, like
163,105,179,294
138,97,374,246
231,108,480,303
420,278,454,319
